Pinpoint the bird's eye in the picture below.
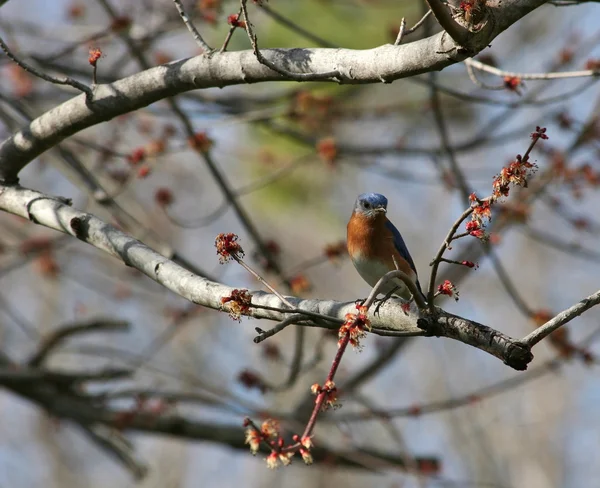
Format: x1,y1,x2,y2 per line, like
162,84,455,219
364,202,371,209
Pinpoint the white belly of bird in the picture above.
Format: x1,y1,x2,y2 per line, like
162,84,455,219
350,254,411,298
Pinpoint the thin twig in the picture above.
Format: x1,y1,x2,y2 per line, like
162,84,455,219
28,319,129,367
253,314,306,343
407,9,434,35
427,207,475,308
465,60,505,90
466,58,600,80
522,227,600,263
172,0,214,54
396,10,434,45
0,34,93,99
278,326,305,390
487,248,535,318
233,253,295,309
220,7,243,52
250,303,342,325
429,71,471,202
521,289,600,347
394,18,407,46
78,424,148,480
282,329,352,453
240,0,341,82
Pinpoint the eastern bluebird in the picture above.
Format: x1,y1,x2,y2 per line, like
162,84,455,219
347,193,423,302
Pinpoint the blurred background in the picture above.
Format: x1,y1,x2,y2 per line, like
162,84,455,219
1,0,600,487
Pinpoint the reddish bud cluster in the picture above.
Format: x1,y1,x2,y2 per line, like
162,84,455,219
262,343,282,361
461,261,477,268
437,280,459,301
459,0,474,11
492,154,537,199
408,405,422,416
552,157,600,199
215,233,244,263
556,112,573,129
127,147,146,165
469,194,492,226
110,16,131,32
7,64,34,97
237,369,268,393
324,241,347,260
253,239,280,272
503,76,522,92
585,59,600,71
221,288,252,320
292,435,314,465
188,132,213,152
112,396,175,431
88,48,102,66
198,0,221,8
338,304,371,350
316,137,338,167
311,379,339,410
137,165,151,178
155,187,174,206
458,0,483,23
196,0,220,25
154,51,172,65
67,2,85,19
290,90,334,131
35,251,60,278
126,139,168,177
465,220,485,239
558,48,574,65
20,236,53,255
531,310,593,364
530,126,548,140
244,418,313,468
227,13,246,28
244,418,279,454
497,202,531,224
290,274,311,294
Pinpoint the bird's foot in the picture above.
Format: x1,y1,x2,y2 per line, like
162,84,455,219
373,286,401,316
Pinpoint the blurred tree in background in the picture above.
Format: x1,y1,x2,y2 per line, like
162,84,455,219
0,0,600,487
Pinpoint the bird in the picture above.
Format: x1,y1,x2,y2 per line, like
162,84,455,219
346,192,423,303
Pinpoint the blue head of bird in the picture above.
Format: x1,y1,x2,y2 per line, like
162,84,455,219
353,193,388,218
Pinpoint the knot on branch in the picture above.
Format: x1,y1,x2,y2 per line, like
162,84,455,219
70,215,90,241
416,312,440,337
452,0,492,34
503,342,533,371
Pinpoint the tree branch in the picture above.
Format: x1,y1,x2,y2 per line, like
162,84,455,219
424,0,471,46
28,319,130,367
521,290,600,346
0,0,547,182
0,182,589,371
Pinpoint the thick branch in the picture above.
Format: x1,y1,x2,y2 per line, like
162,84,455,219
0,0,547,182
418,312,532,370
0,183,420,333
0,183,550,371
521,290,600,346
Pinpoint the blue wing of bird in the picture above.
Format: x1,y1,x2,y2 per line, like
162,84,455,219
385,219,423,294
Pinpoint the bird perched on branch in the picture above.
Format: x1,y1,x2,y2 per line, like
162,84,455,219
346,192,423,303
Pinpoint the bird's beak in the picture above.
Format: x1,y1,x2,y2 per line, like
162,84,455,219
375,207,386,214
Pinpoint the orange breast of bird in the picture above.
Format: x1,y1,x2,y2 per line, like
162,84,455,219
347,212,415,279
